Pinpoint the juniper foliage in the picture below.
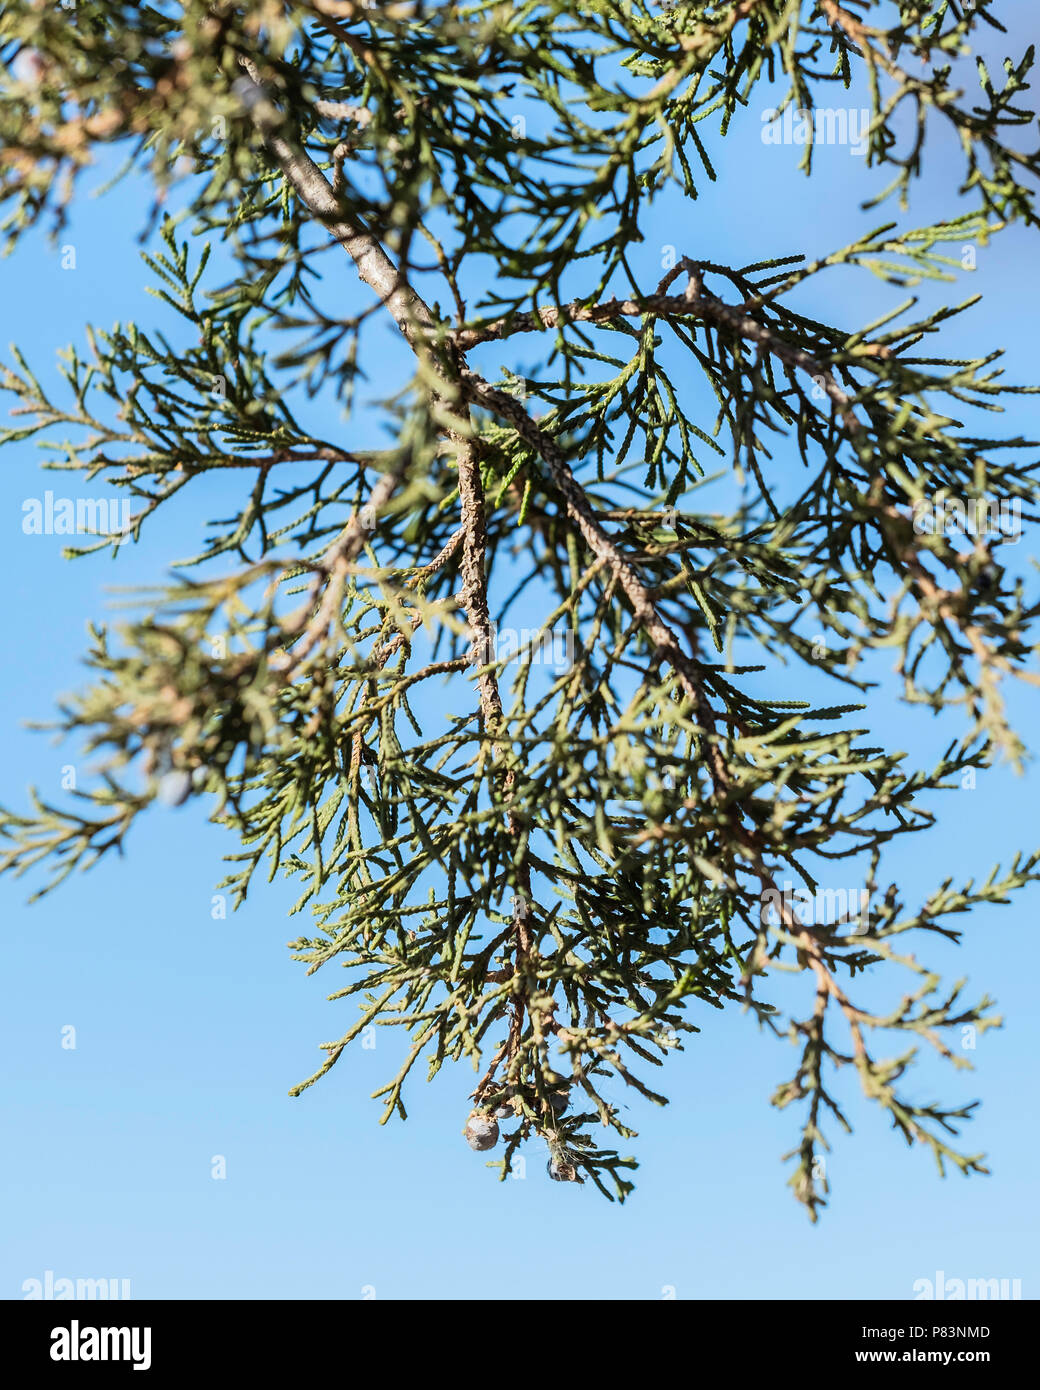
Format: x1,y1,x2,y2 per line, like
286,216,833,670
2,0,1039,1213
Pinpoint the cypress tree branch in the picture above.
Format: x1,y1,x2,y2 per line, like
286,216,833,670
2,0,1038,1211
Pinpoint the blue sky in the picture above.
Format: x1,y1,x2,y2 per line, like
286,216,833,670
2,3,1039,1300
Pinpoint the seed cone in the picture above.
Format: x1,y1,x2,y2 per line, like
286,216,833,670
464,1112,500,1151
